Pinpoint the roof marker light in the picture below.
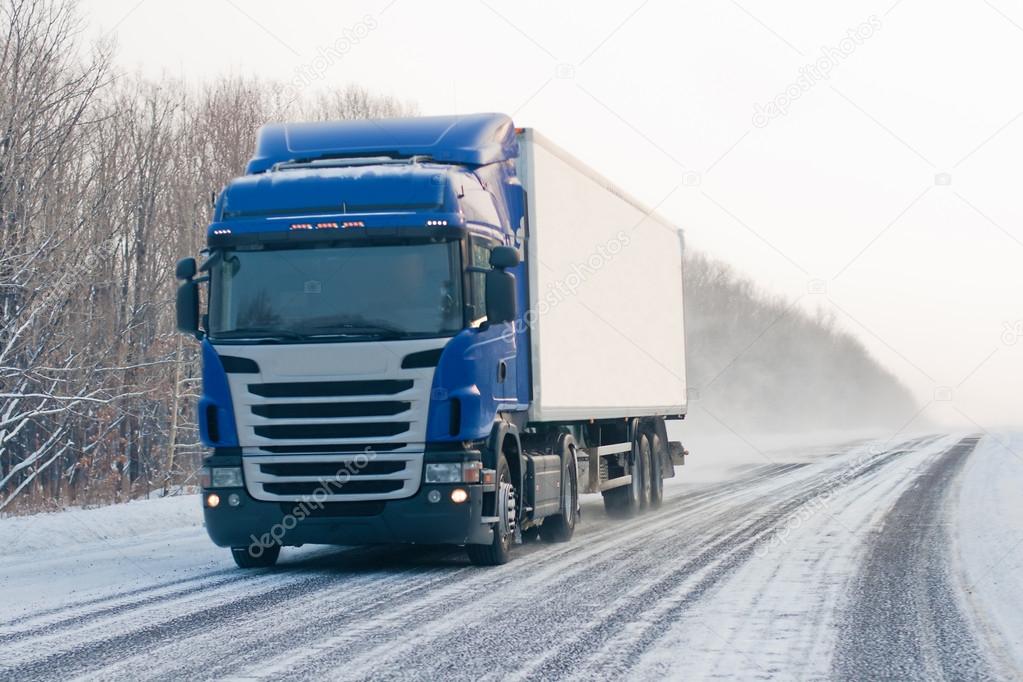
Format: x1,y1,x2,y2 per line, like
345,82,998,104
426,219,448,226
341,221,364,228
316,222,339,229
290,223,313,230
212,228,232,235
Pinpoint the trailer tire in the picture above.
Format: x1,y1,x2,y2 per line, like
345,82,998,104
602,486,630,517
636,434,653,510
231,544,279,569
648,431,665,508
541,437,578,543
467,454,515,566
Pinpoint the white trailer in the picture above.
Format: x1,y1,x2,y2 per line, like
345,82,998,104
517,129,688,509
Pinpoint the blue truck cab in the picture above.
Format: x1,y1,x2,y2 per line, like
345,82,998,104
176,113,684,567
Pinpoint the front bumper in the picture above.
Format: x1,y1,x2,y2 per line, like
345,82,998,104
202,483,493,549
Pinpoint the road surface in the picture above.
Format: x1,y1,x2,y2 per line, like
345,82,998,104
1,432,1021,680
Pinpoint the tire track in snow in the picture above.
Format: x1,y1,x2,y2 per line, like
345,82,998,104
166,473,767,680
1,438,941,681
2,539,501,679
527,446,921,680
287,448,917,679
832,436,990,681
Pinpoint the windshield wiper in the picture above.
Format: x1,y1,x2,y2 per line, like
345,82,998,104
214,327,305,342
303,322,407,339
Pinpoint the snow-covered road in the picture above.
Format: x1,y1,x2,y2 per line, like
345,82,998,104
2,432,1021,680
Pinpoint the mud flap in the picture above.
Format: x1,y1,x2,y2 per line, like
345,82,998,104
668,441,687,466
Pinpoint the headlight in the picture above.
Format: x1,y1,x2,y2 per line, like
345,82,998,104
211,466,243,488
425,463,461,483
425,461,483,483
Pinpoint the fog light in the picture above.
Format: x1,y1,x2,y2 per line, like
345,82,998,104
228,493,241,507
450,488,468,504
206,492,221,508
427,489,442,503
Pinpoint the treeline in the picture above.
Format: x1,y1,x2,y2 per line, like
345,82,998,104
684,251,917,433
0,0,414,513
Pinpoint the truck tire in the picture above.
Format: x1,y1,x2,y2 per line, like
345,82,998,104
540,436,578,543
648,431,665,508
467,454,515,566
231,544,280,568
637,434,653,510
602,486,630,517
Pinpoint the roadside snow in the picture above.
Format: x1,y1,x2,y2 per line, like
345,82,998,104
0,494,221,622
955,431,1023,676
0,494,203,556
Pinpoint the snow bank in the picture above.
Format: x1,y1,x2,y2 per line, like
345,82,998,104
955,432,1023,676
0,494,203,556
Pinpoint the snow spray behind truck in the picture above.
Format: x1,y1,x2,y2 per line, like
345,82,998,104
175,113,688,567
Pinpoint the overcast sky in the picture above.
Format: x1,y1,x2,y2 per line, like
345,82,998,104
79,0,1022,430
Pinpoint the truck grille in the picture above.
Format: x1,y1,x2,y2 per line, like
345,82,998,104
236,376,427,448
248,379,414,398
219,338,444,502
253,422,410,440
242,450,424,502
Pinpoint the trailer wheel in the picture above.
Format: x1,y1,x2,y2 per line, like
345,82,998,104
467,454,515,566
541,437,578,543
636,434,653,510
602,486,630,516
603,433,650,517
231,544,279,569
648,432,665,508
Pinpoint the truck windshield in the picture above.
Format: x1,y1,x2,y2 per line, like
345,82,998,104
208,241,463,341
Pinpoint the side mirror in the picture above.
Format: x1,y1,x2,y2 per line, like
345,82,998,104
489,246,520,269
485,269,516,325
176,280,201,338
176,257,197,281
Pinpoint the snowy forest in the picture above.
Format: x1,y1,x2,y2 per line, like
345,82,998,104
0,0,915,513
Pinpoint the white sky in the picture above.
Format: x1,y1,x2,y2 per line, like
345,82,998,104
80,0,1023,431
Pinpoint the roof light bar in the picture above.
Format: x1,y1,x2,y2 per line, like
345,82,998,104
341,221,364,228
426,219,448,226
316,221,339,229
290,223,314,230
212,228,232,236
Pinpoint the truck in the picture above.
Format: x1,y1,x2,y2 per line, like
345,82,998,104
175,113,688,567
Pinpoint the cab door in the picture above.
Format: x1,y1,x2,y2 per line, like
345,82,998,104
467,234,519,407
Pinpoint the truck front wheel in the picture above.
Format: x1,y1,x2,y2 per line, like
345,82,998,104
231,544,280,569
467,454,515,566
